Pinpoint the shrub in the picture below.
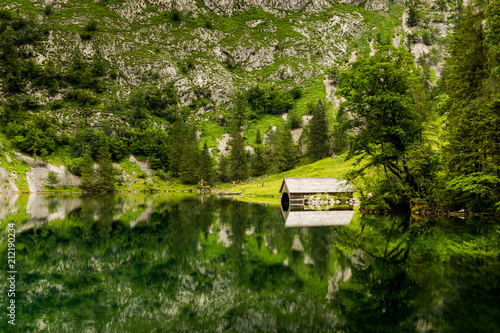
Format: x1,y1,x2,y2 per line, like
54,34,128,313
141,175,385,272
169,9,183,22
47,171,59,185
64,89,98,106
44,5,53,16
85,20,98,32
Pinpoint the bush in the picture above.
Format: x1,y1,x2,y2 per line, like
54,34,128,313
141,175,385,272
325,67,341,84
44,6,53,16
169,9,183,22
67,157,86,176
64,89,98,106
47,171,59,185
85,20,98,32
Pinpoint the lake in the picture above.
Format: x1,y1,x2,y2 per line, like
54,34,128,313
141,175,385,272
1,194,499,332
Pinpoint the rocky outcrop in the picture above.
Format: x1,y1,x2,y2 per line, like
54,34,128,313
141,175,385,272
365,0,389,11
204,0,312,15
14,153,80,192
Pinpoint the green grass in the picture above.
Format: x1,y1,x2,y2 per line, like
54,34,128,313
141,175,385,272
222,155,357,201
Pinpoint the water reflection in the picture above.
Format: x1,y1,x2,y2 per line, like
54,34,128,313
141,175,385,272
0,194,498,332
280,202,355,227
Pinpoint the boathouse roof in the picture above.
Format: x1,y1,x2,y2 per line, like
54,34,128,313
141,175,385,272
279,177,354,194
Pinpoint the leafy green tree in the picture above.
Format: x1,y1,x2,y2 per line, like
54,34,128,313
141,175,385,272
337,46,426,209
308,100,331,161
445,173,500,212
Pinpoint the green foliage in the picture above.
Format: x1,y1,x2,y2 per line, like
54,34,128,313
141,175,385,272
308,100,331,161
251,145,267,176
64,89,98,106
80,153,95,191
229,128,248,181
44,5,53,16
10,121,57,157
47,171,60,186
85,20,98,32
67,157,86,176
255,129,262,145
169,120,186,177
169,9,183,22
95,144,116,192
243,83,296,118
276,126,297,172
325,67,341,85
446,173,500,212
407,0,422,27
338,46,426,210
179,127,199,184
198,142,214,184
442,6,500,211
287,108,303,129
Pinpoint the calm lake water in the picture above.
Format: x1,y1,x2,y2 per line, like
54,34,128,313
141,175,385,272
1,194,499,332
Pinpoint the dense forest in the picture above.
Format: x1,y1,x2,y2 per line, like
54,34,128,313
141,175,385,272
0,0,499,213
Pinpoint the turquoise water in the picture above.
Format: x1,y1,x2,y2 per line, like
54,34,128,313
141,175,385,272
1,194,499,332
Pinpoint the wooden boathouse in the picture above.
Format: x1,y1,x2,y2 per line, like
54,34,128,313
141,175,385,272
279,177,354,205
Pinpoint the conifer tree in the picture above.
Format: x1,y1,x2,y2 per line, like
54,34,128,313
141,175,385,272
277,126,297,172
198,142,214,184
217,155,230,182
255,129,262,145
229,128,247,181
179,127,199,184
287,108,303,129
169,120,185,177
308,100,331,161
96,144,115,192
251,145,267,176
80,152,95,191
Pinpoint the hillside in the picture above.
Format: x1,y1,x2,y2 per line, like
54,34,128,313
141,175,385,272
0,0,453,194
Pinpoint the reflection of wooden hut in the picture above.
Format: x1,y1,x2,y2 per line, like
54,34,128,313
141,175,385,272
280,205,355,227
279,177,354,205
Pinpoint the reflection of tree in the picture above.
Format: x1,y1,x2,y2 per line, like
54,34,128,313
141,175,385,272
439,255,500,332
336,215,418,332
306,227,333,280
96,195,116,242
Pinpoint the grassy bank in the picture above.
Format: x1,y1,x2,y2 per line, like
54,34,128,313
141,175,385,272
219,156,358,203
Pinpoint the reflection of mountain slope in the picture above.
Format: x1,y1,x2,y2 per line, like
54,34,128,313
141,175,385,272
16,195,82,233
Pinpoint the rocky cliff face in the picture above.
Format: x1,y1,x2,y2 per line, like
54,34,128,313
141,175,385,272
7,0,405,110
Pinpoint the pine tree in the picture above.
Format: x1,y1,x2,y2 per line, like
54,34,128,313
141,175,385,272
277,126,297,172
96,144,115,192
198,142,214,184
255,129,262,145
169,120,185,177
80,152,95,191
217,155,230,182
251,145,267,176
287,108,303,129
179,127,199,184
308,100,331,161
229,128,248,181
